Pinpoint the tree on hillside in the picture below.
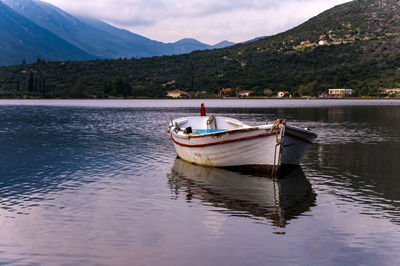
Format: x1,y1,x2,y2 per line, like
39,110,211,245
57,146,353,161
27,72,34,92
335,72,348,87
131,85,145,97
103,80,113,96
112,78,131,97
264,89,273,97
71,82,85,98
102,78,132,97
298,81,319,96
234,87,241,98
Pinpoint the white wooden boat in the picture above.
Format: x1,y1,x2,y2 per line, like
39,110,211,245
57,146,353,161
168,105,317,170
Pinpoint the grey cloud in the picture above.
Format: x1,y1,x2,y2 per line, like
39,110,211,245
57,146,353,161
45,0,350,43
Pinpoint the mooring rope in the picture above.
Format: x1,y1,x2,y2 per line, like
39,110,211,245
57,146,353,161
271,119,285,176
207,114,216,129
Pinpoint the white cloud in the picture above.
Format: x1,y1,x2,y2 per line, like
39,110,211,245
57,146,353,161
44,0,350,44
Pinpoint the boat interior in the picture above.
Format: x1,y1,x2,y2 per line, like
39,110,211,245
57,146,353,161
171,116,263,135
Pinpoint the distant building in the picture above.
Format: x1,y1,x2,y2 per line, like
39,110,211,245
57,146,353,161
220,88,233,95
319,40,328,45
384,88,400,95
239,90,253,97
300,41,310,45
167,89,188,98
278,91,290,98
328,89,352,97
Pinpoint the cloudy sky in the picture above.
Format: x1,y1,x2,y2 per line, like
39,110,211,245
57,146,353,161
45,0,350,44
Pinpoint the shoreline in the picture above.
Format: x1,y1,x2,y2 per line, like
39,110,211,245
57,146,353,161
1,98,400,109
0,97,399,101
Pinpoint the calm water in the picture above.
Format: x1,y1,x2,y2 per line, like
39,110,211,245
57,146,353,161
0,99,399,265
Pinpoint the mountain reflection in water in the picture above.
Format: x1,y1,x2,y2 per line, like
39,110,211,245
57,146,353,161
168,159,316,228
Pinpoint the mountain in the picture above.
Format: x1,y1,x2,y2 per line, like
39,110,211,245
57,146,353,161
167,38,211,54
2,0,168,58
242,0,400,53
1,0,234,63
79,17,233,55
166,39,235,53
0,1,95,66
76,16,170,57
1,0,397,98
212,41,236,49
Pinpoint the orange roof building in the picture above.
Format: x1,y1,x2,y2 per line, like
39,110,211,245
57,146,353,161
220,88,233,94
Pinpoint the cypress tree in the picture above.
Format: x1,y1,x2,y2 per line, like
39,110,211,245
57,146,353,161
27,72,34,92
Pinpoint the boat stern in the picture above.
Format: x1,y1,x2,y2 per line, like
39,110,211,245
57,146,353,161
281,125,317,165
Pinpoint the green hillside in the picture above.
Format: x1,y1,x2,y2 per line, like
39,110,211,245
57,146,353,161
1,0,400,98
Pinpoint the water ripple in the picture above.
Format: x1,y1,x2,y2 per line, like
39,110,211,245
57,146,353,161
0,103,400,265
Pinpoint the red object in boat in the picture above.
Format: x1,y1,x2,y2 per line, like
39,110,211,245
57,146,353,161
200,103,206,116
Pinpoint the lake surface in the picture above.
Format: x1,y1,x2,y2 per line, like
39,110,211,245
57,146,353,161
0,99,399,265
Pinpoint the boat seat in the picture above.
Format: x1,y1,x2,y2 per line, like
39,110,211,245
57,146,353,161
225,119,245,127
175,119,189,127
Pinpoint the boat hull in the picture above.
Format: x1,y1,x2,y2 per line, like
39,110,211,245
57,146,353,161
171,128,282,167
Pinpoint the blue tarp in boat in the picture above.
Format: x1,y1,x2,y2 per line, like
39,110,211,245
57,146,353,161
194,129,227,134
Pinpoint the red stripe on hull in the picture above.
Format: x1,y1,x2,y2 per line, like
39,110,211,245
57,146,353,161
171,131,277,148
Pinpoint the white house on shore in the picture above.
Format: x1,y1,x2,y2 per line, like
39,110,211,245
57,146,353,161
277,91,290,98
384,88,400,95
167,89,188,98
328,89,352,97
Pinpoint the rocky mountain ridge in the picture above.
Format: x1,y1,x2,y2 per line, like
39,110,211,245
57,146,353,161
0,0,234,65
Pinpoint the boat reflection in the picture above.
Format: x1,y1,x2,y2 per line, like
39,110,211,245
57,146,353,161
168,159,316,228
